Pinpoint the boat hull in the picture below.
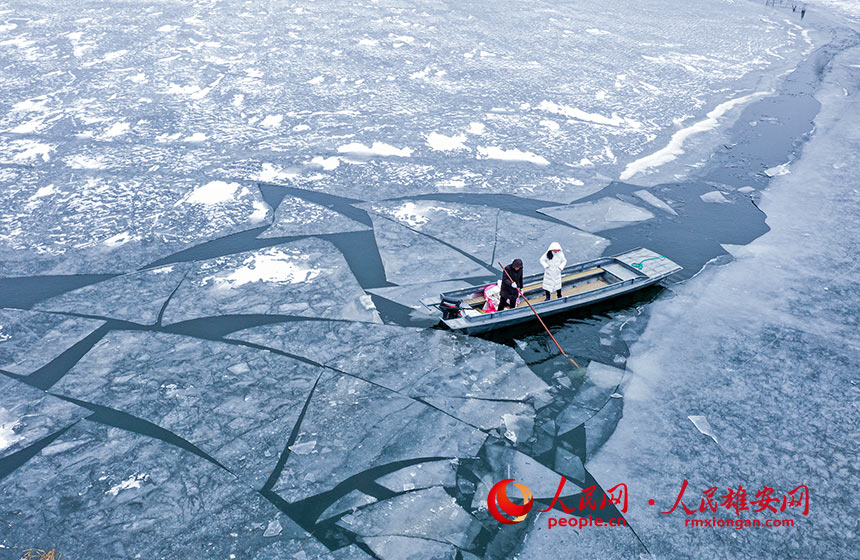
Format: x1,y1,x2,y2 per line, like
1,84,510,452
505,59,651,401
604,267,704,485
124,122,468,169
444,276,665,334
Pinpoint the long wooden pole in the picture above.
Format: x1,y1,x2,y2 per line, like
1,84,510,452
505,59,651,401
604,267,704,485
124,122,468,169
498,261,581,369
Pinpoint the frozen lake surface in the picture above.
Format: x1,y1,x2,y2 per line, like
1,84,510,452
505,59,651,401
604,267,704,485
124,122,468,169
0,0,855,558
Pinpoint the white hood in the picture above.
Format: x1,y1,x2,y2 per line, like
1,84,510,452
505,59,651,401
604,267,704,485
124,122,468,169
548,241,562,252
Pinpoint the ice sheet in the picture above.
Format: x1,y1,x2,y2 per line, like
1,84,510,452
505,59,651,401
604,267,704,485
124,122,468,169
538,197,655,233
472,444,580,508
160,239,380,324
358,200,499,263
230,321,550,404
0,376,88,459
0,421,338,558
258,194,369,238
338,486,482,549
376,459,458,493
493,211,610,268
0,309,104,375
360,200,609,269
52,331,322,489
319,489,378,521
362,535,457,560
33,264,188,324
365,211,492,284
0,172,270,275
272,371,487,502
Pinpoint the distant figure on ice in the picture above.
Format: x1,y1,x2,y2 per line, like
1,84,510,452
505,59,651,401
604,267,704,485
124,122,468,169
801,6,806,19
540,242,566,301
499,258,523,311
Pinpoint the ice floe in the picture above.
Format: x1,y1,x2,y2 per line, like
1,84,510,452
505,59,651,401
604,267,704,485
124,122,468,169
0,309,104,375
259,195,369,238
538,197,655,232
53,330,323,489
0,422,341,558
0,376,88,458
160,240,380,324
271,371,486,502
34,264,188,325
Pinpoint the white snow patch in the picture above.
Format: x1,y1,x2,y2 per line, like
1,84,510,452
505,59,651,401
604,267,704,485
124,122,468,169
103,232,133,247
426,132,468,151
157,24,176,33
540,119,560,131
182,181,241,205
620,91,770,181
307,75,325,85
29,184,57,200
103,121,130,138
537,100,641,129
358,39,378,46
467,122,485,135
206,250,322,288
337,142,413,158
586,28,610,35
12,97,49,113
183,132,207,142
106,473,148,496
293,124,310,132
258,163,299,182
11,140,53,162
65,155,105,169
0,408,22,453
260,114,283,128
477,146,549,166
9,119,44,134
249,200,270,223
232,94,244,107
310,156,340,170
102,49,127,62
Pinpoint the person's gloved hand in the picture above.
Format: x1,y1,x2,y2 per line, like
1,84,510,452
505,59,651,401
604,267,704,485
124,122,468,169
511,282,517,289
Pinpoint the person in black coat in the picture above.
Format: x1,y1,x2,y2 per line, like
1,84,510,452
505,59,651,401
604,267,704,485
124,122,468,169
499,258,523,311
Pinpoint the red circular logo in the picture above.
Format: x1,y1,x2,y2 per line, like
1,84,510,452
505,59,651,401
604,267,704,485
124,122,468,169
487,478,533,524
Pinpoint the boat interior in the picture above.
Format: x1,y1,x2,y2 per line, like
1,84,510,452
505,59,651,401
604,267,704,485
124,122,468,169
460,263,633,317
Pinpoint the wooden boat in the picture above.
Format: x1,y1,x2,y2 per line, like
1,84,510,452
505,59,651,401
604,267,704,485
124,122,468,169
422,248,682,334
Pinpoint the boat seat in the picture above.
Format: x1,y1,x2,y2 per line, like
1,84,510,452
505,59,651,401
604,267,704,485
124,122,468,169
462,267,605,307
515,278,609,308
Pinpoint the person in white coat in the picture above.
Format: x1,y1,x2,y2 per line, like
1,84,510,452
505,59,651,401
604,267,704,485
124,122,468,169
540,242,566,301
